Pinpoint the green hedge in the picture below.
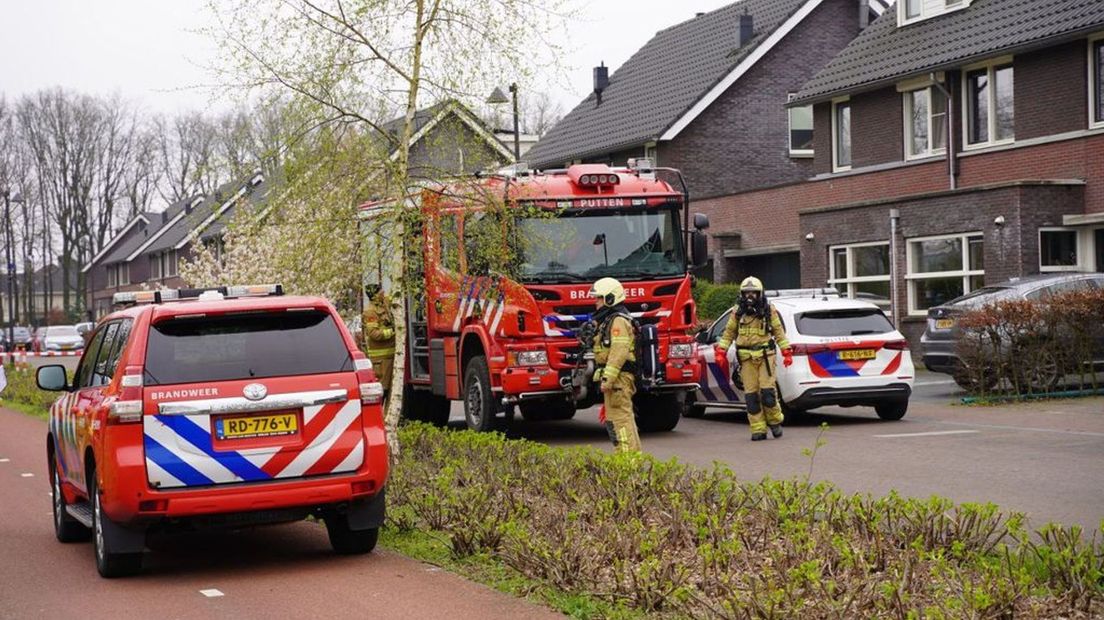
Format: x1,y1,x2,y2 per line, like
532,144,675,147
1,363,57,419
693,281,740,323
389,424,1103,618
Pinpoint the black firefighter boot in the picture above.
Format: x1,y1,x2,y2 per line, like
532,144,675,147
751,432,767,441
769,424,783,438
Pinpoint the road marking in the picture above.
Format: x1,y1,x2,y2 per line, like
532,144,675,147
914,379,958,387
0,458,10,463
933,420,1104,438
199,589,224,598
875,430,979,439
20,473,34,478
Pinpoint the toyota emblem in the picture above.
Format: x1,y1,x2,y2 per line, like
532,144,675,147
243,383,268,401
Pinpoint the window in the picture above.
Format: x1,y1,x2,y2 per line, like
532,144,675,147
143,310,352,385
965,63,1014,147
166,249,178,277
832,99,851,171
905,87,947,158
905,0,921,19
827,242,891,308
1092,38,1104,128
90,322,120,387
107,265,117,287
643,142,657,164
788,94,813,157
73,328,108,389
907,233,984,314
1039,229,1080,271
150,254,162,280
118,262,130,285
795,309,895,337
439,213,461,272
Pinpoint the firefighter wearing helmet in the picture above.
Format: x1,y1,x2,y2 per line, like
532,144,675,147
590,277,641,453
715,276,794,441
362,283,396,401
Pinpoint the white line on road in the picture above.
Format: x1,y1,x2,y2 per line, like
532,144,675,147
875,430,980,439
0,458,9,462
20,473,34,477
913,379,958,387
932,420,1104,438
199,589,225,598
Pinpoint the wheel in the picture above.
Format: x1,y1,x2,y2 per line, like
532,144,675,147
1018,351,1061,393
463,356,497,432
633,392,681,433
780,399,807,420
875,399,908,421
519,399,576,421
953,369,998,392
401,385,452,427
325,516,379,555
91,475,143,578
681,394,704,418
50,456,90,543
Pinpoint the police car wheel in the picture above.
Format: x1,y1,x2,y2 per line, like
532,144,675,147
325,517,379,555
875,399,908,421
50,454,90,543
91,475,142,578
463,356,497,432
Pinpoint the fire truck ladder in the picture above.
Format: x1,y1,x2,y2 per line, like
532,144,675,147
406,295,432,381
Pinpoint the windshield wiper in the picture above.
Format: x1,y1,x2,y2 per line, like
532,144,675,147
522,271,588,282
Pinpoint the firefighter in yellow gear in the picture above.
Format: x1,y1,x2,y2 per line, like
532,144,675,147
362,284,396,399
591,277,641,453
715,276,794,441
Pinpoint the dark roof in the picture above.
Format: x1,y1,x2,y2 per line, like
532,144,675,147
97,208,176,266
793,0,1104,105
525,0,811,168
381,101,449,141
144,174,267,254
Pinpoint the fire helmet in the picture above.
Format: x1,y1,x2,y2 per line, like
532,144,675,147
739,276,764,293
590,277,626,307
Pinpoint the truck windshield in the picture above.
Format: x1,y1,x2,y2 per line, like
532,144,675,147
517,208,685,282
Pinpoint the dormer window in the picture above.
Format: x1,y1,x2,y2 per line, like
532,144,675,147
899,0,972,25
905,0,921,20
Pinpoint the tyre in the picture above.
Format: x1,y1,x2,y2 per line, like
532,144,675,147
420,393,452,427
463,356,497,432
875,399,908,421
324,516,379,555
91,475,142,578
1018,351,1061,393
633,392,681,433
780,399,807,420
681,394,705,419
50,456,90,543
519,399,576,421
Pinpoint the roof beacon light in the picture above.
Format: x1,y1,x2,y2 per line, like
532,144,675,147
112,283,285,306
567,164,620,188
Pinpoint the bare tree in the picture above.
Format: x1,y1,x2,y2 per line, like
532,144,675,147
156,110,221,203
522,90,563,136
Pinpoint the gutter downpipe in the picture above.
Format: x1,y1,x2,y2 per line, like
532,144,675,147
889,208,900,328
931,72,956,191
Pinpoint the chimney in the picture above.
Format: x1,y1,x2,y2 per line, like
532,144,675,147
737,12,754,47
859,0,870,29
593,62,609,105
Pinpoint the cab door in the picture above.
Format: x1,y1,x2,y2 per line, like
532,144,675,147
62,326,108,491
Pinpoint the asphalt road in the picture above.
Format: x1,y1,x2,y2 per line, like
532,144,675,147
0,408,560,620
449,372,1104,532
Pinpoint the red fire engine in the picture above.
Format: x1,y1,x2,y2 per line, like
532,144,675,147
361,160,710,432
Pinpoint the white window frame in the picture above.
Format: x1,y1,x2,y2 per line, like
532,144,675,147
962,58,1015,150
831,97,852,172
1038,227,1083,272
1090,33,1104,130
166,249,178,277
787,93,814,158
899,0,923,24
903,86,948,160
107,265,117,288
118,262,130,286
905,232,984,315
827,241,892,307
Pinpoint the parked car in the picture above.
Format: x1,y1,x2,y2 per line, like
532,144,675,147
921,273,1104,388
75,321,95,344
0,325,35,352
36,325,85,353
37,284,388,577
688,291,914,420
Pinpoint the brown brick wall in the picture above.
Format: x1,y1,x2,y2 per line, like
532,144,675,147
1015,40,1088,140
852,86,904,168
813,102,834,175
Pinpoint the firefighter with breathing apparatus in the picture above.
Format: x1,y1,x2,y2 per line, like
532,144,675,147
362,284,396,403
715,276,793,441
590,277,641,453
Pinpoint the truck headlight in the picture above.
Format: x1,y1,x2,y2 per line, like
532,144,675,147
668,343,694,359
511,350,548,366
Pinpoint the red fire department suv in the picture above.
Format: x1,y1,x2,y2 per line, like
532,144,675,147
38,285,388,578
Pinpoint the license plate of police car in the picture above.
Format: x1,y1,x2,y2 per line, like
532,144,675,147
935,319,954,329
216,412,299,440
838,349,876,361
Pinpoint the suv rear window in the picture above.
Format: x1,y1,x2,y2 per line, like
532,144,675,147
795,309,895,337
143,311,353,385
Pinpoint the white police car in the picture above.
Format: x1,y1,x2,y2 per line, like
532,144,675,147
688,289,914,420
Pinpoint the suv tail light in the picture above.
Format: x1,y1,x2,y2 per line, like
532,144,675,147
353,354,384,405
109,368,144,424
790,343,829,355
884,339,910,351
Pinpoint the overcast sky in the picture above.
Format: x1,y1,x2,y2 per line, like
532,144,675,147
0,0,734,116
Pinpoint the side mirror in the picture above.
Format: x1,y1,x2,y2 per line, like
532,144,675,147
36,365,69,392
691,230,709,268
693,213,710,230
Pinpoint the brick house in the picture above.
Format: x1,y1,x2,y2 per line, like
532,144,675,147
84,101,511,318
711,0,1104,346
526,0,887,287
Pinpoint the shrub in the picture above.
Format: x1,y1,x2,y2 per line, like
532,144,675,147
1,362,59,417
955,289,1104,397
693,281,740,322
390,424,1103,618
